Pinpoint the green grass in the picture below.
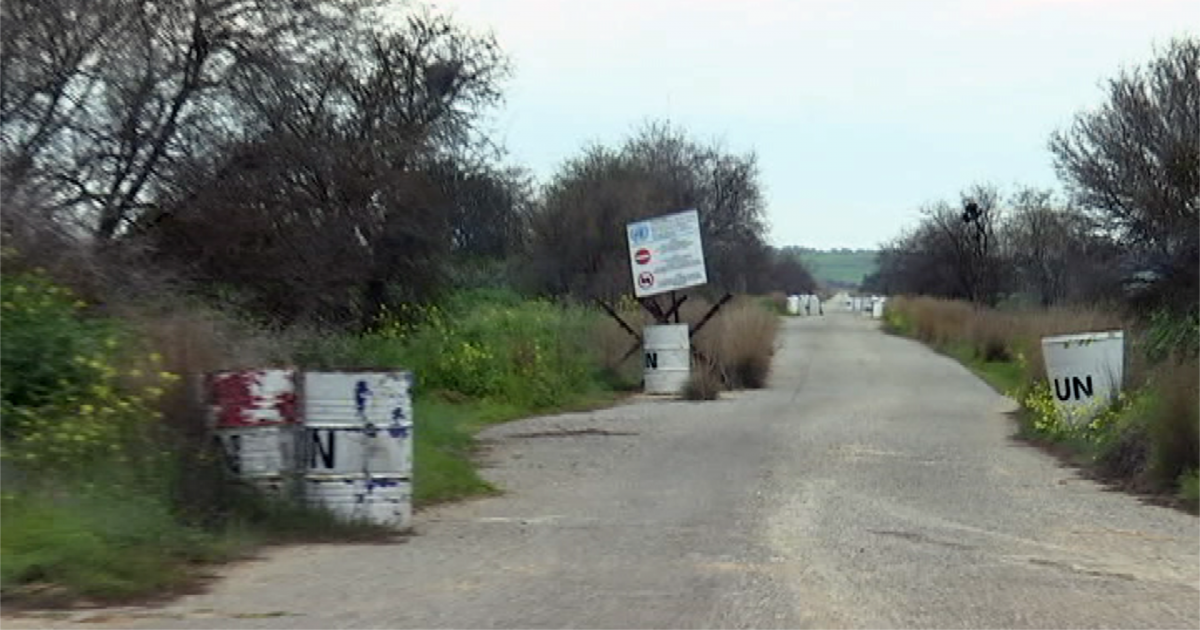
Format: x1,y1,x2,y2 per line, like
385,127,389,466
0,479,243,602
414,387,624,507
943,342,1024,396
793,249,878,287
1179,470,1199,512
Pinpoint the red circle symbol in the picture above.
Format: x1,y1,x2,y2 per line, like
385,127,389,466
635,248,652,265
637,272,655,289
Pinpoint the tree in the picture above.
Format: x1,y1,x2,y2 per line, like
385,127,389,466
760,250,817,295
144,9,511,327
870,184,1008,303
524,122,772,300
1002,187,1124,307
922,184,1006,305
1049,37,1200,315
1,0,364,241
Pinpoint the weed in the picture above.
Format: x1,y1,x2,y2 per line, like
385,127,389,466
693,299,779,390
682,357,722,401
1178,470,1200,512
1144,359,1199,485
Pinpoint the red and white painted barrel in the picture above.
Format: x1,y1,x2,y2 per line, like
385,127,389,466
207,369,301,499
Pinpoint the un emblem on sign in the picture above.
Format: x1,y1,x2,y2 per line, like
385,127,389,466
629,223,651,244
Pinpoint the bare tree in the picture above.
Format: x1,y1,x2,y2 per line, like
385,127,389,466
923,184,1005,305
1,0,364,241
525,122,772,300
146,9,510,327
1049,37,1200,314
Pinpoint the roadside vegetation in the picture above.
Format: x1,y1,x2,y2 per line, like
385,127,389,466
883,297,1198,510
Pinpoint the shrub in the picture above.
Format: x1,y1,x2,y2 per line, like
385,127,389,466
1,271,179,474
1179,470,1200,511
0,465,245,601
885,296,1128,389
682,357,722,401
1145,358,1199,486
694,299,778,389
299,290,604,410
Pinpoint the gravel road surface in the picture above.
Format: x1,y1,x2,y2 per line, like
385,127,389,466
9,303,1198,628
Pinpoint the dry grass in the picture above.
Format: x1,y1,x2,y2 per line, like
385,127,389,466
1146,358,1200,484
682,356,723,401
593,294,780,392
694,298,779,389
888,296,1130,385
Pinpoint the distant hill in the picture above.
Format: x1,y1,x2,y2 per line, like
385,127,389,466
781,247,878,288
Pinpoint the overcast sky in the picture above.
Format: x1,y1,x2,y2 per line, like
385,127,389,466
435,0,1197,250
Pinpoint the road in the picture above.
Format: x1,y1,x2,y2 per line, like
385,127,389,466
10,304,1199,628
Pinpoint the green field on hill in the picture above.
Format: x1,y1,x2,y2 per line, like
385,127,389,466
786,248,878,287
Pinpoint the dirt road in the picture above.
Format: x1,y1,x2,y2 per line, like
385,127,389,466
11,306,1198,628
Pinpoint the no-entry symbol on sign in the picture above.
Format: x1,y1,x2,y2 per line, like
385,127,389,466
637,272,655,290
635,248,652,265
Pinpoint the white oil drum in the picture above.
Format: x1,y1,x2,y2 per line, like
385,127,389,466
304,424,412,477
1041,331,1124,425
303,475,412,529
303,371,414,527
786,295,801,315
644,324,690,394
214,424,300,478
872,298,885,319
208,369,301,496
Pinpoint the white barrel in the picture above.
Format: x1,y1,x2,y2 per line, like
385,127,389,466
786,295,801,315
214,424,300,478
808,295,821,315
304,425,412,476
302,371,414,477
304,475,412,529
1041,330,1124,425
872,299,885,319
207,369,298,427
644,324,690,394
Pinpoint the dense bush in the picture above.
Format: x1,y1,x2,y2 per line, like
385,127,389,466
299,289,603,409
1,270,178,473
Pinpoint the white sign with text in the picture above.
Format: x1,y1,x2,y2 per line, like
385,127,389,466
626,209,708,298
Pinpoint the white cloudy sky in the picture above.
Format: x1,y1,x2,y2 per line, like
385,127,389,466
433,0,1197,249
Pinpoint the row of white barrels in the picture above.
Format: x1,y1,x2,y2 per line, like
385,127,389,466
207,370,414,529
847,295,886,318
786,294,821,315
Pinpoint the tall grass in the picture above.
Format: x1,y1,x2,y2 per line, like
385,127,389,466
885,296,1130,388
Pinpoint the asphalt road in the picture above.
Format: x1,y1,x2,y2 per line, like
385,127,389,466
11,303,1199,628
